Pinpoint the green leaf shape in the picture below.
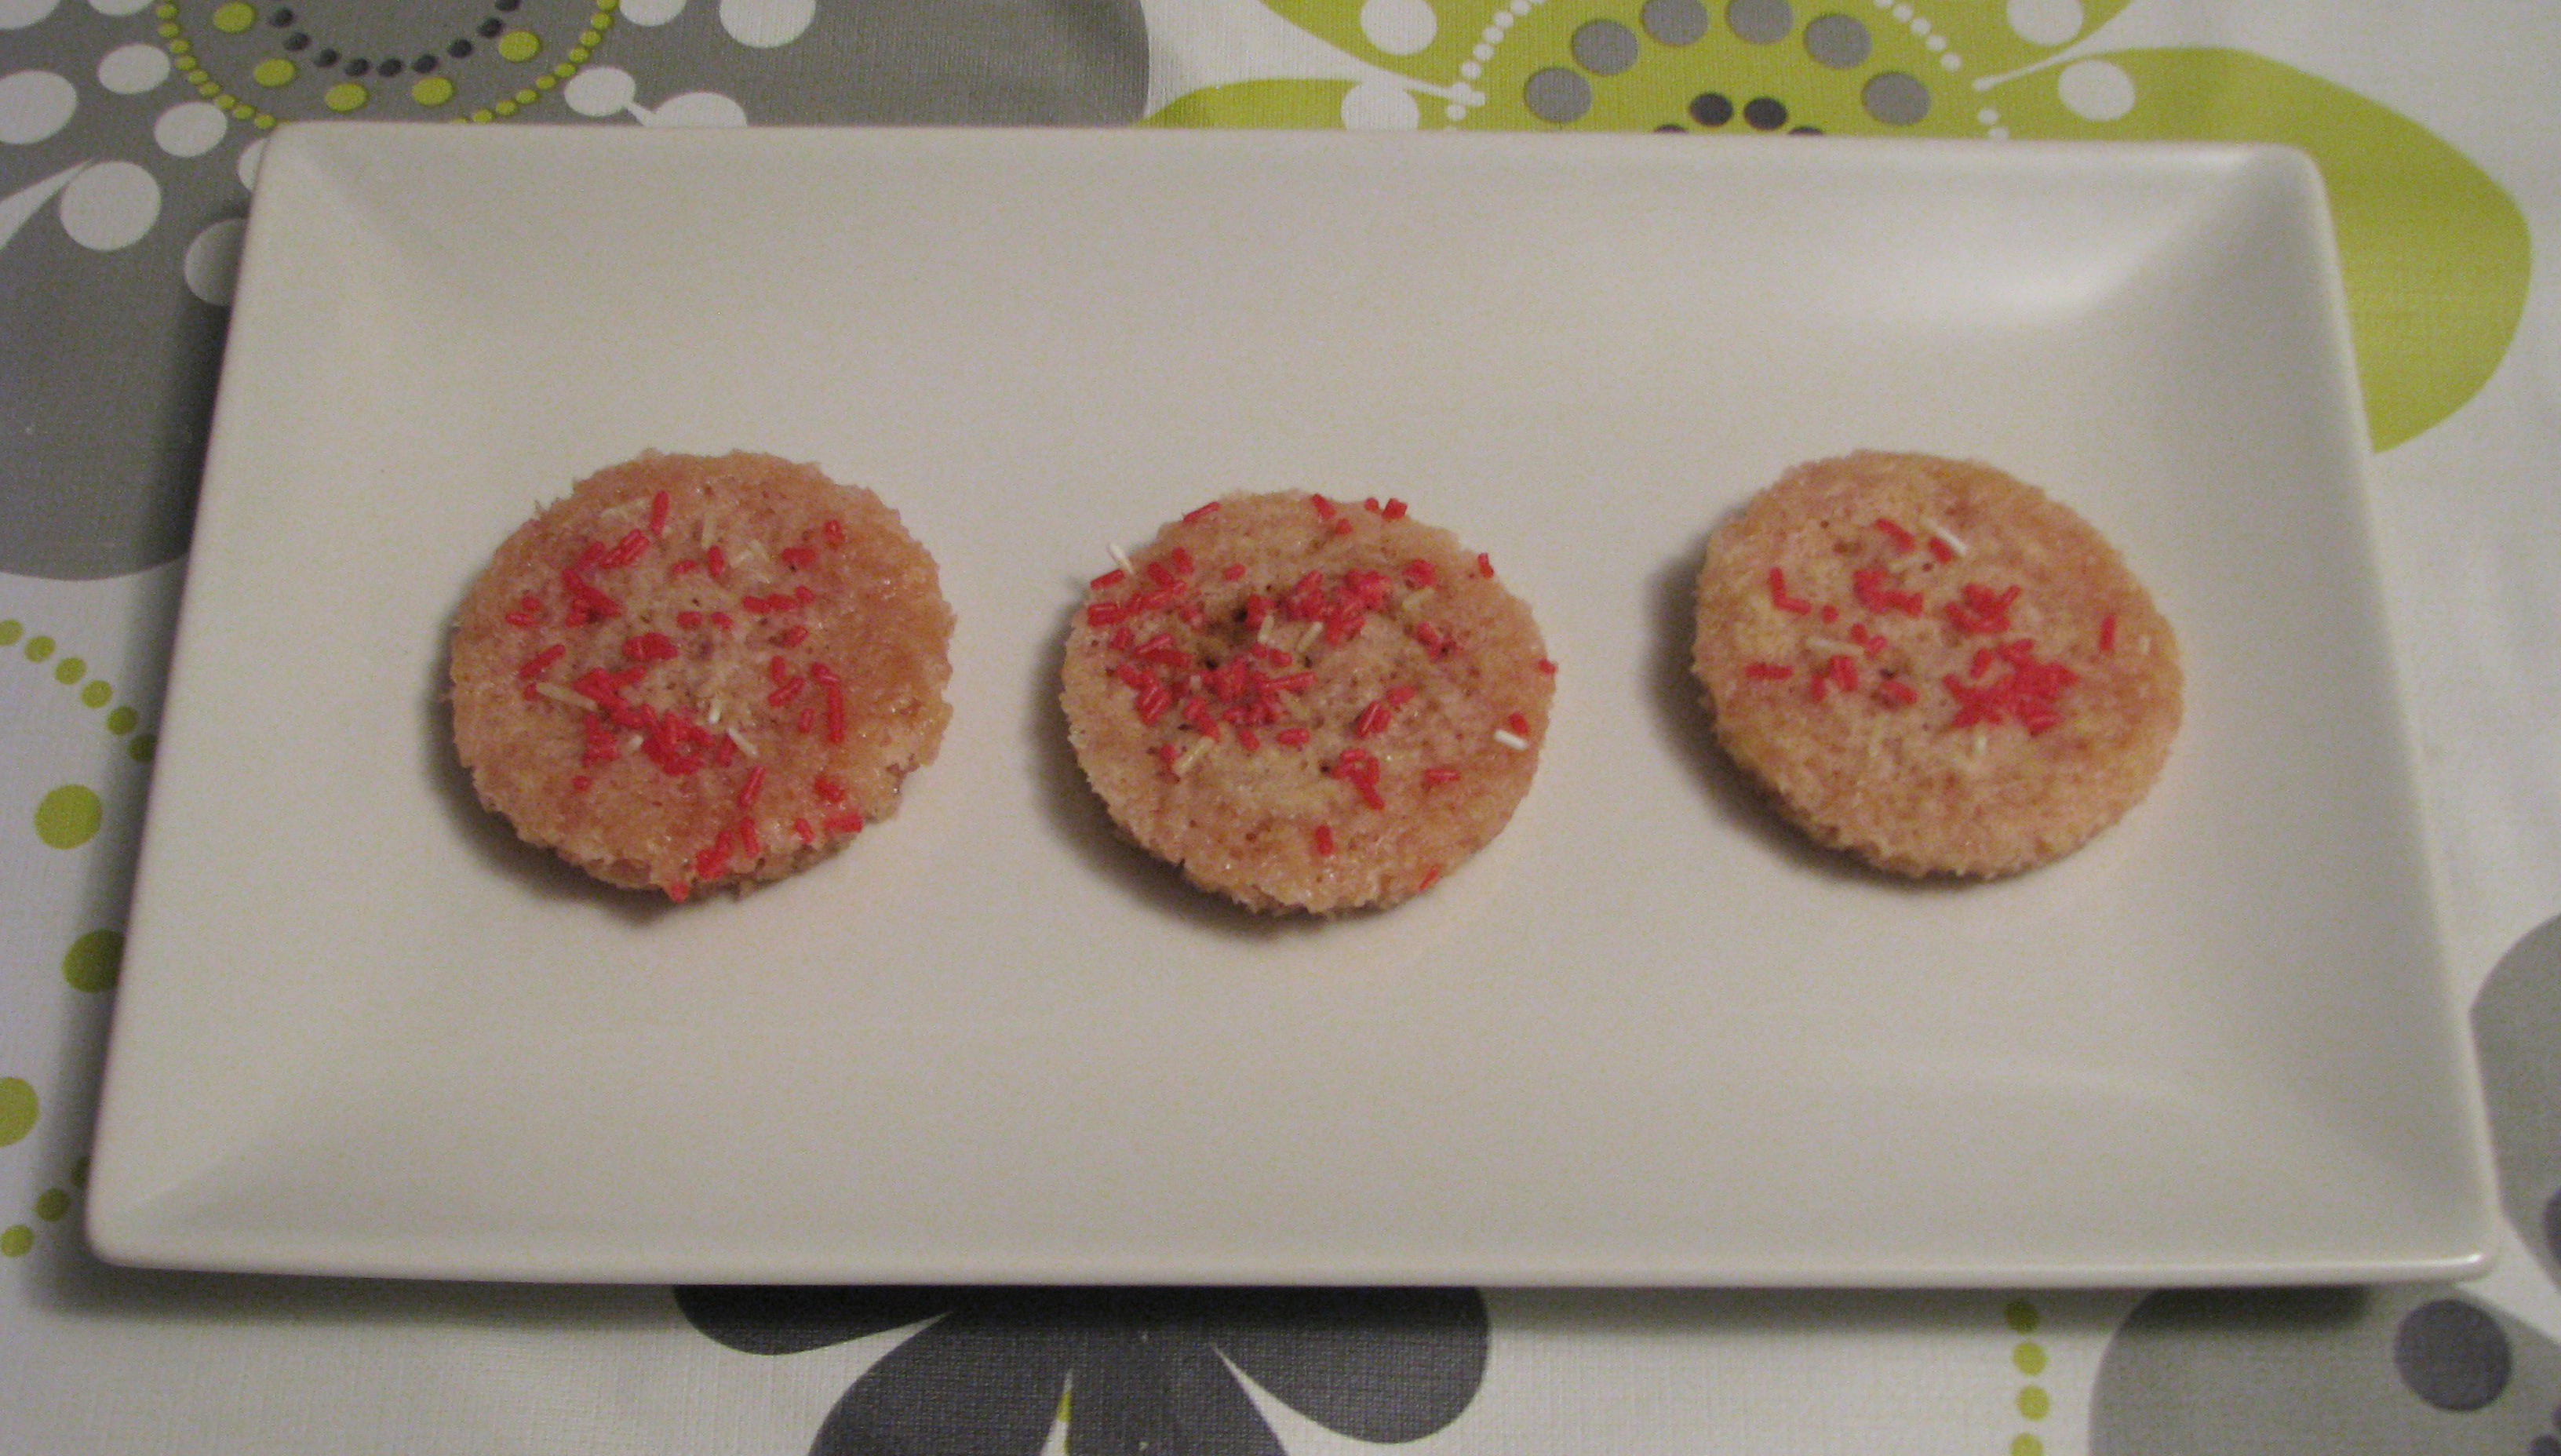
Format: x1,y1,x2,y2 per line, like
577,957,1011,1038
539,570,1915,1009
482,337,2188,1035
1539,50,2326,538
1146,78,1361,129
1986,48,2530,450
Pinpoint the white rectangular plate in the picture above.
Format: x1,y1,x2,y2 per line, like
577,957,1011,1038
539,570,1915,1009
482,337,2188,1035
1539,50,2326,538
90,124,2497,1284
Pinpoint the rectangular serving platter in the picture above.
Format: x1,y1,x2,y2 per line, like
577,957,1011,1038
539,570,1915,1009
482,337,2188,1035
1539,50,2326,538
88,123,2497,1284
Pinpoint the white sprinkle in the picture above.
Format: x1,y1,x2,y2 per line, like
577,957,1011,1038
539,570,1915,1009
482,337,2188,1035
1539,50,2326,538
1925,519,1969,556
727,726,756,758
1493,728,1530,751
1174,737,1215,777
531,682,587,707
1807,636,1860,658
706,700,724,725
1110,543,1134,573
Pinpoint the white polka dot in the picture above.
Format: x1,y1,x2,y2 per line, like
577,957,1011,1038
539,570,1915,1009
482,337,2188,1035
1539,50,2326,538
1978,106,1999,124
0,0,58,27
718,0,812,47
1459,60,1481,79
182,216,244,305
97,42,169,93
2005,0,2082,46
235,136,264,190
1339,78,1419,129
1987,125,2009,138
1926,33,1947,50
563,65,636,117
1892,4,1912,19
1493,9,1514,28
1474,42,1495,59
617,0,687,24
1444,102,1467,121
59,160,157,250
2057,58,2135,119
1940,50,1961,68
0,70,75,144
1910,16,1930,34
1510,0,1531,13
647,90,748,127
1359,0,1435,54
86,0,153,14
153,100,226,156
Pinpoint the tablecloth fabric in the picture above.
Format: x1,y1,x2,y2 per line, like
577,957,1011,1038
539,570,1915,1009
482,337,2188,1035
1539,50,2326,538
3,0,2557,1450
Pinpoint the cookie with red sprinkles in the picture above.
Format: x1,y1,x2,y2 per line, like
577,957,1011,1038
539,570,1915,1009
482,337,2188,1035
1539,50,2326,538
450,450,953,900
1692,450,2180,878
1062,491,1554,914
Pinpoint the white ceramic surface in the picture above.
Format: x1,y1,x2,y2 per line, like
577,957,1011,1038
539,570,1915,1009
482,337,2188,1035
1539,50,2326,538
88,124,2495,1284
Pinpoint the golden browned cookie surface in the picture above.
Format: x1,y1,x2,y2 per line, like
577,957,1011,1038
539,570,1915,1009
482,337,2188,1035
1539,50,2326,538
450,450,953,899
1063,492,1554,914
1692,451,2180,877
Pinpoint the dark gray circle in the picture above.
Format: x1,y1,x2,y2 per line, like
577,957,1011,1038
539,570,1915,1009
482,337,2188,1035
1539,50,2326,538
1802,13,1870,67
1572,19,1641,74
1726,0,1793,44
1861,69,1930,124
1523,67,1594,124
1641,0,1710,45
2392,1300,2511,1412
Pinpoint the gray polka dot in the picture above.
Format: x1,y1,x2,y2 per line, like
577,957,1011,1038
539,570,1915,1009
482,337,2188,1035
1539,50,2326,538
1642,0,1710,45
1802,13,1870,67
1861,70,1930,125
1572,19,1641,74
2394,1300,2511,1412
1726,0,1793,44
1524,67,1594,124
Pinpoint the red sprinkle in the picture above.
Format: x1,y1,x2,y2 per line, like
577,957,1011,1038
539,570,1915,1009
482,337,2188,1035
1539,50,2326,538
823,811,865,835
621,632,679,663
1383,498,1408,520
814,774,847,803
676,610,704,629
822,519,845,547
737,765,767,810
1153,741,1183,775
1331,518,1354,536
1767,567,1813,615
792,817,815,844
602,530,651,569
1927,536,1958,563
1877,678,1919,707
704,545,728,581
649,490,670,539
1423,766,1461,785
669,559,701,578
1311,824,1335,857
1505,712,1532,736
1091,568,1127,589
1222,562,1247,581
1743,661,1795,681
1874,517,1918,552
516,644,566,679
1183,501,1222,524
665,880,691,904
570,774,592,792
505,592,545,628
1417,864,1441,891
2098,613,2118,653
779,544,818,570
778,623,810,647
1275,726,1312,748
1310,494,1337,520
1476,552,1495,579
1353,699,1394,737
1537,657,1557,674
1237,726,1262,752
1850,567,1926,617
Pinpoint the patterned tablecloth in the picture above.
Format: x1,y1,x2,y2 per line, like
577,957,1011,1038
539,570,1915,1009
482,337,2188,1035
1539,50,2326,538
2,0,2556,1451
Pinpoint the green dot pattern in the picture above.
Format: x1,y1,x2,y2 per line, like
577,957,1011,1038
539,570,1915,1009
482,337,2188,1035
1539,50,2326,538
24,635,53,662
0,1078,35,1146
82,681,111,708
33,1188,69,1221
63,929,123,992
2017,1385,2050,1420
35,784,103,849
107,705,137,733
2004,1298,2038,1334
2011,1438,2045,1456
2013,1340,2046,1375
0,620,20,645
0,1227,31,1258
53,657,82,684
